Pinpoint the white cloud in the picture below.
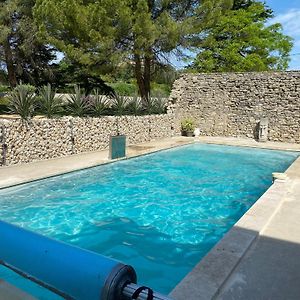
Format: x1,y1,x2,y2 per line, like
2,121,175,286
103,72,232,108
271,9,300,35
270,9,300,70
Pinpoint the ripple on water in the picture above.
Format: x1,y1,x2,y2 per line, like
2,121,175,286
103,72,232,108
0,143,298,297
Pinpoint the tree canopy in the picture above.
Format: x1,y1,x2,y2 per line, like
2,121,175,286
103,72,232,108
189,0,293,72
0,0,56,87
33,0,232,102
0,0,294,95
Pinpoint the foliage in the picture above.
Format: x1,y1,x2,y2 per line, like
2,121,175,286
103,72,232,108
0,96,9,114
90,89,109,116
53,59,115,95
67,85,90,117
0,0,56,87
38,83,62,118
151,83,171,97
108,82,137,97
8,84,37,119
190,0,293,72
34,0,232,100
111,94,129,116
0,85,10,93
144,95,167,115
181,118,195,131
127,96,142,115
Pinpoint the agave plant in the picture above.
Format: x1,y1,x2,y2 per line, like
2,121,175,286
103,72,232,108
38,83,62,118
152,96,167,114
67,85,90,117
144,95,167,114
111,94,129,115
8,84,37,120
90,89,109,116
127,95,142,115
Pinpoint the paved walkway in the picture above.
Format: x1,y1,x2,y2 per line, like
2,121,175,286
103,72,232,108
216,159,300,300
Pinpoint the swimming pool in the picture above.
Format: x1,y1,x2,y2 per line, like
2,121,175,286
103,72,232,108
0,143,298,299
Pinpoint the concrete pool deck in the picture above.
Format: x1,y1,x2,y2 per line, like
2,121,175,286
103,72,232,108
0,136,300,300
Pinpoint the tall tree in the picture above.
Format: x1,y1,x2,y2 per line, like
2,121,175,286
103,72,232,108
190,0,293,72
0,0,56,87
34,0,232,103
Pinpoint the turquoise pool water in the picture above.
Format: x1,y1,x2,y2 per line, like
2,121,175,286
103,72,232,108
0,143,298,299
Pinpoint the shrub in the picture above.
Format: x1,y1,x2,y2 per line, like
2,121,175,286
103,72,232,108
90,89,109,116
0,85,10,93
143,95,167,114
8,84,37,120
38,83,62,118
152,96,167,114
181,118,195,131
127,95,142,115
111,94,129,115
109,82,137,96
67,85,90,117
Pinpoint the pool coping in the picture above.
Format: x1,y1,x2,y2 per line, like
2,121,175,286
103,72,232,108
0,137,194,190
169,154,300,299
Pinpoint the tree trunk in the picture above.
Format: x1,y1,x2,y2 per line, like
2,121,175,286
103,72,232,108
143,54,151,99
134,53,147,104
3,36,17,87
134,52,152,107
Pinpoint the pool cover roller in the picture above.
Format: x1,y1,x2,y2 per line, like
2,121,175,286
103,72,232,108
0,220,136,299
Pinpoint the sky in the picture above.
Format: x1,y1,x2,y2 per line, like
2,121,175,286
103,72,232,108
267,0,300,70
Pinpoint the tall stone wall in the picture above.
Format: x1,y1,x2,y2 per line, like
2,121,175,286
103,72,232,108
0,114,176,166
169,71,300,143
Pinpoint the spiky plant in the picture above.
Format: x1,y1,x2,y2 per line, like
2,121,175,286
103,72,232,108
67,85,90,117
90,89,109,116
111,94,129,116
38,83,62,118
127,95,142,115
8,84,37,120
144,95,167,114
152,96,167,114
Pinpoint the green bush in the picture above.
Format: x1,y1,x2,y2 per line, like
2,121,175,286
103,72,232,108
0,85,10,93
90,89,109,116
151,83,171,97
144,96,167,114
0,96,9,114
181,118,195,131
67,85,90,117
38,83,63,118
8,84,37,120
111,94,129,115
108,82,137,96
127,95,142,115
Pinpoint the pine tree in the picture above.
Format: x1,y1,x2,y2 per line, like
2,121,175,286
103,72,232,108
190,0,293,72
34,0,232,103
0,0,56,87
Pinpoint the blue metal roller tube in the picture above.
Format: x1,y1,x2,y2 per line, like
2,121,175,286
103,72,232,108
0,220,136,300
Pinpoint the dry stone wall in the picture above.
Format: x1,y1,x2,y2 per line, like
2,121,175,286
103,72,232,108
169,71,300,143
0,114,176,166
1,71,299,166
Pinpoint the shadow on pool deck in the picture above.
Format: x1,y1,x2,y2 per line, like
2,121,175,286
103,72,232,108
171,226,300,300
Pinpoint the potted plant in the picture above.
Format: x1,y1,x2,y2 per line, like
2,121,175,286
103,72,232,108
181,118,195,137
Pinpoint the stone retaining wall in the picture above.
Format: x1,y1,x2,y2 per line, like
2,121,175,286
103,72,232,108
0,115,176,166
1,71,300,166
169,71,300,143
